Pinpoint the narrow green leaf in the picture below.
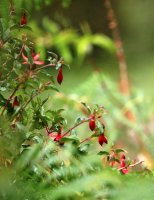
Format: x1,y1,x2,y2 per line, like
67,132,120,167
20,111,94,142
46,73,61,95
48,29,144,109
115,148,127,154
97,151,109,156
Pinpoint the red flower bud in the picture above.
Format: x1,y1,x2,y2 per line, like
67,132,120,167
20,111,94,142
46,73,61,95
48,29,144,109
12,96,20,107
89,118,96,131
98,134,108,146
57,67,63,84
20,13,27,26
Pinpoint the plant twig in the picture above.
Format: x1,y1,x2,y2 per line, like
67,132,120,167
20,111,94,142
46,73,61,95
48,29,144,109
80,135,93,144
34,63,56,72
0,83,21,116
61,118,90,138
104,0,130,95
118,160,144,171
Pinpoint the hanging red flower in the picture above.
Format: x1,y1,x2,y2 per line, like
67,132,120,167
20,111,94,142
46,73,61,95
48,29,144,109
89,116,96,131
12,96,20,107
120,154,129,174
57,67,63,84
20,13,27,26
98,134,108,146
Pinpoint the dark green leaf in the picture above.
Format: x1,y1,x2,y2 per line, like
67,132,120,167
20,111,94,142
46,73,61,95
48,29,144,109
109,157,120,163
115,148,126,154
60,135,80,144
97,151,109,156
81,102,91,114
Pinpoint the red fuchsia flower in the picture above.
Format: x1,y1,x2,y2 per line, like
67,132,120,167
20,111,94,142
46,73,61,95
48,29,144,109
46,127,64,145
120,154,129,174
98,134,108,146
22,51,44,65
20,13,27,26
57,67,63,84
12,96,20,107
49,132,64,146
89,115,96,131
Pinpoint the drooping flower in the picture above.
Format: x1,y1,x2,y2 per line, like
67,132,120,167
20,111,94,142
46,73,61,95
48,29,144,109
20,13,27,26
98,134,108,146
22,51,44,65
120,154,129,174
57,67,63,84
89,116,96,131
47,127,64,145
12,96,20,107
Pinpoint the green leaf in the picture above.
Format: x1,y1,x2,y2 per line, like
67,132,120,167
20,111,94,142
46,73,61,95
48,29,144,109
57,109,65,114
63,63,70,69
81,102,91,114
20,25,33,32
78,144,90,153
114,148,127,154
41,97,49,106
109,157,120,163
60,135,80,144
75,117,85,124
56,62,62,70
97,151,109,156
0,87,7,92
46,85,59,92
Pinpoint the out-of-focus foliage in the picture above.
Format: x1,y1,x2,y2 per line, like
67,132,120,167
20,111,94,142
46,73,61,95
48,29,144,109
28,17,115,63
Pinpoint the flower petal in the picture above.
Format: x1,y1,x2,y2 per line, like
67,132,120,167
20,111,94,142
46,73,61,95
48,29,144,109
22,62,28,65
34,60,44,65
121,168,129,174
48,133,57,138
33,53,40,61
22,52,28,61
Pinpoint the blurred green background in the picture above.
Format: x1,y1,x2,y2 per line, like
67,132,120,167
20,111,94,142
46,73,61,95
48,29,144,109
25,0,154,97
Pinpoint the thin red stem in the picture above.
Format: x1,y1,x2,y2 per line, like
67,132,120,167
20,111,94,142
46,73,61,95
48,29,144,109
80,135,93,144
61,118,90,138
118,160,144,171
0,83,21,116
34,63,56,72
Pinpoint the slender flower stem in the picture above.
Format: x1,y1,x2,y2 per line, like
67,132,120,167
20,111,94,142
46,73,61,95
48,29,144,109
129,160,144,168
18,44,25,58
118,160,144,171
80,135,93,144
34,63,56,72
61,118,90,138
0,83,21,116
